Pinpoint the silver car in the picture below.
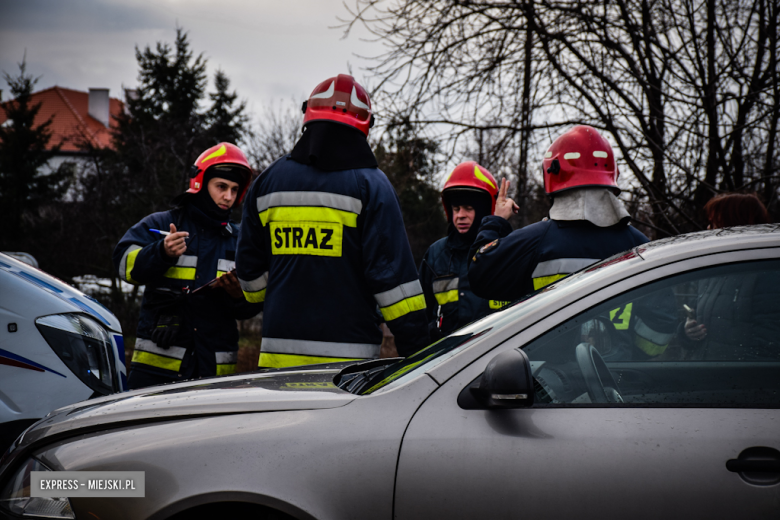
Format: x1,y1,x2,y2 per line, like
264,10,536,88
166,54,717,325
2,226,779,520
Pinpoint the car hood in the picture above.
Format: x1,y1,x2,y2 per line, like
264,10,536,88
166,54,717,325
11,365,356,451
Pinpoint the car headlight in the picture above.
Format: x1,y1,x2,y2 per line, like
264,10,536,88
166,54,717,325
36,313,116,395
0,457,74,518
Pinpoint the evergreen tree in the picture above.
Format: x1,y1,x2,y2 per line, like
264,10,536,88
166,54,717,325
0,59,68,248
53,28,250,333
206,70,251,146
111,27,211,218
375,120,447,265
88,27,253,241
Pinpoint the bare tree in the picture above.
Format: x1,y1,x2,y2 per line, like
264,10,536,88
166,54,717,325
246,100,302,173
343,0,780,235
340,1,553,199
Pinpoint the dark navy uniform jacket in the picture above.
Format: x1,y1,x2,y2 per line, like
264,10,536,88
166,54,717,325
236,155,428,366
113,204,262,379
420,232,508,338
469,216,649,301
468,215,682,359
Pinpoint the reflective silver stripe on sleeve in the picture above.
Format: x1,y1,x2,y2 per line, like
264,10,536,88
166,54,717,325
175,255,198,268
374,280,424,308
256,191,363,214
432,278,459,294
217,259,235,272
118,244,142,281
238,271,269,292
134,339,188,360
215,351,238,364
634,317,674,345
261,338,380,359
531,258,600,278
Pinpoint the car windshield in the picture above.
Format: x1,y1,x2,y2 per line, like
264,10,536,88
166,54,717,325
358,248,646,395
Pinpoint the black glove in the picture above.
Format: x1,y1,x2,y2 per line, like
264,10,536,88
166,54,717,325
151,315,182,349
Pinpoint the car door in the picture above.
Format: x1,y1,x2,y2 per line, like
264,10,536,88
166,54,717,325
394,254,780,519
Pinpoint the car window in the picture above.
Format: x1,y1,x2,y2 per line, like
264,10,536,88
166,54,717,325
525,259,780,406
359,249,648,395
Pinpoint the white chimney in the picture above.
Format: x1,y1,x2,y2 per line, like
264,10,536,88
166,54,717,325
88,88,110,127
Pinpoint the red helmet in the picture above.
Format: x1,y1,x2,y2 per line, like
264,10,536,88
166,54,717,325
441,161,499,219
301,74,374,136
542,125,620,195
187,143,252,203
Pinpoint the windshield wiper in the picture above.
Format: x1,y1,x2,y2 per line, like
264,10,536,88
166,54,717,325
334,357,401,393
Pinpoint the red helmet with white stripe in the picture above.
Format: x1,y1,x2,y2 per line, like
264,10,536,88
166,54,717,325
301,74,374,136
187,143,252,203
542,125,620,195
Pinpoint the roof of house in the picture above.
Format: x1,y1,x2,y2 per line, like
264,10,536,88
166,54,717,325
0,86,124,152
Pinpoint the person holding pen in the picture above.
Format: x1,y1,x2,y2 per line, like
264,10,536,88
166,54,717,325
113,143,262,389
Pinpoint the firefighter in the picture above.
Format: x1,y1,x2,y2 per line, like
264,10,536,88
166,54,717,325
419,161,508,339
113,143,262,389
469,125,676,359
236,74,429,368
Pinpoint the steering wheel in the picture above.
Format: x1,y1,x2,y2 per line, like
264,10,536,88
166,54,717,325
575,343,623,403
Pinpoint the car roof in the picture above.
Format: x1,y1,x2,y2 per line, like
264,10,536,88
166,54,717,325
637,224,780,257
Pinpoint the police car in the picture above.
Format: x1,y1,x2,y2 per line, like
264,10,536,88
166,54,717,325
0,253,126,454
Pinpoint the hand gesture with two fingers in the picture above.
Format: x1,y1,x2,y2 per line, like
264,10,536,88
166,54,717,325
495,178,519,220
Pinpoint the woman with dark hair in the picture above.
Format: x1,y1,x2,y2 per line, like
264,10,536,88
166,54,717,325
683,192,777,359
703,192,770,229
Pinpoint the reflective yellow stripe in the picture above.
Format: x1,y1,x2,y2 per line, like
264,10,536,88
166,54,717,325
532,273,567,290
609,303,633,330
201,144,226,163
634,335,668,356
163,267,197,280
243,288,266,303
258,352,360,368
126,248,141,284
489,300,511,309
283,382,336,389
435,290,459,305
380,294,426,322
474,164,496,189
216,364,237,375
259,207,358,227
217,271,228,277
132,350,182,372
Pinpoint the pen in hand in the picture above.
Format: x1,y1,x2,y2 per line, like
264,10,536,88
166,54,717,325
154,224,190,258
149,228,188,239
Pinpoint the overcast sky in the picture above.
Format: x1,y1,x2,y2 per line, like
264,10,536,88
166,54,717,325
0,0,379,116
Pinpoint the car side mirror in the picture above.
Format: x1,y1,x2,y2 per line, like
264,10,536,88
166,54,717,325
463,348,535,409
